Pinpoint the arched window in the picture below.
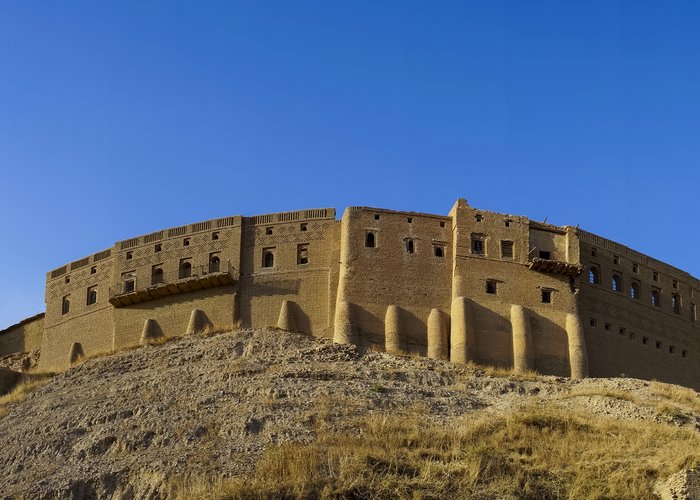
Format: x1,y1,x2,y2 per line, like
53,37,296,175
365,232,375,248
434,245,444,257
152,266,164,285
263,250,274,268
651,290,660,307
179,261,192,279
86,286,97,305
630,282,640,300
209,255,220,273
589,266,600,285
61,295,70,315
612,274,622,292
672,293,681,314
406,239,414,254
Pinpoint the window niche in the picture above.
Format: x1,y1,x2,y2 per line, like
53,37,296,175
589,266,601,285
406,239,415,254
179,259,192,279
630,281,640,300
433,245,445,258
365,232,376,248
152,265,164,285
86,286,97,306
470,234,485,256
651,289,661,307
486,280,498,294
262,248,275,268
61,295,70,315
500,240,514,259
209,253,221,273
611,274,622,292
297,244,309,265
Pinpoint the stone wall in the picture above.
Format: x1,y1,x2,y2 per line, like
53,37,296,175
1,199,696,389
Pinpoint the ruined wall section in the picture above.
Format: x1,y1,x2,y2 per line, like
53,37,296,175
0,313,44,357
450,201,578,376
578,230,699,389
237,208,338,336
41,249,115,371
111,216,242,348
336,207,453,353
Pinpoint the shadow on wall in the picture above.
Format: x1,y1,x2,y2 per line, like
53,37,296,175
470,301,514,370
350,303,383,350
528,310,570,377
397,308,429,357
238,278,302,329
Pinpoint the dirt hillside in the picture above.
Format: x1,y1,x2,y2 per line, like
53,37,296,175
0,329,698,499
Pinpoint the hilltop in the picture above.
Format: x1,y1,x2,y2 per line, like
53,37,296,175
0,329,698,499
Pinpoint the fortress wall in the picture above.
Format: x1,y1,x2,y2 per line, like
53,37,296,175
337,207,453,352
578,236,699,389
112,286,237,348
0,314,44,357
450,201,576,375
41,251,115,371
237,209,338,336
112,216,242,296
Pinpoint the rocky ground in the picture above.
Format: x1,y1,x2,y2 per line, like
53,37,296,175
0,329,698,499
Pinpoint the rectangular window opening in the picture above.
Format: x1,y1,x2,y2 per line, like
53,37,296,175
642,336,649,345
300,223,307,232
86,286,97,306
604,323,612,332
589,318,597,327
656,341,662,350
541,289,552,304
471,234,485,256
212,231,219,240
539,250,551,260
297,244,309,265
265,227,273,235
501,240,514,259
486,280,498,294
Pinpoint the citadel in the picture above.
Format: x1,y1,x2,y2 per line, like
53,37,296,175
1,199,698,389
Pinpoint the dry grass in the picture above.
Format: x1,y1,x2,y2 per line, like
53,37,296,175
173,405,699,500
0,375,53,410
650,381,700,413
464,361,542,381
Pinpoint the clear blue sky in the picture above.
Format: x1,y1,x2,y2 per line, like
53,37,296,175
1,1,698,328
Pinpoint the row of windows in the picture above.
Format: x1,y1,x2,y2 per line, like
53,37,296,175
61,286,98,314
371,213,448,227
485,280,554,303
120,254,222,293
262,244,309,268
589,318,689,358
591,247,685,289
471,235,518,259
364,232,446,257
124,232,223,260
588,266,695,319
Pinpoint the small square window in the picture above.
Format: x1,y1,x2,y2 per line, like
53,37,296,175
155,244,162,252
604,323,612,332
300,223,307,232
65,275,71,284
439,221,445,228
613,255,620,265
669,345,675,354
653,271,659,282
541,289,552,303
90,266,97,274
629,332,636,340
183,238,190,246
212,231,219,240
591,247,597,257
672,280,678,289
656,341,662,350
486,280,498,294
407,217,412,223
504,219,512,227
619,327,626,336
126,251,133,260
682,350,688,358
539,251,551,260
475,214,483,222
632,263,639,273
642,336,649,345
374,214,380,220
590,318,597,327
265,227,273,235
433,245,445,258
